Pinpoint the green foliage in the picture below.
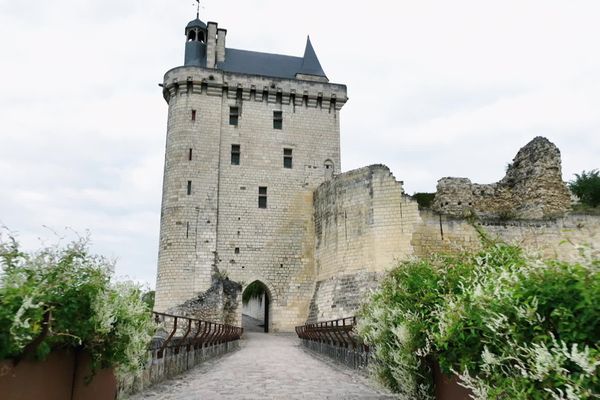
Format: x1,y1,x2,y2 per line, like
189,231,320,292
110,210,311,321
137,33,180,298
0,232,156,378
242,281,266,304
141,290,155,310
412,193,436,210
569,169,600,208
359,243,600,399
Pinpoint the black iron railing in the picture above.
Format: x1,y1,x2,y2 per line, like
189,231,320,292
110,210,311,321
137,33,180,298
295,316,368,352
152,312,243,358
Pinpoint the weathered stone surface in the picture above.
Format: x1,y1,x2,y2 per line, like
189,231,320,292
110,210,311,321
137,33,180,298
433,137,572,220
167,276,242,325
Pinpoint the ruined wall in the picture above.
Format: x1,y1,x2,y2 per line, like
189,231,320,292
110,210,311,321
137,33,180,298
433,137,571,220
308,165,421,322
167,276,242,326
413,210,600,261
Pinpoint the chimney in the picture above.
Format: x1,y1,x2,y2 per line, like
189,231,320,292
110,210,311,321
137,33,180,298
216,29,227,64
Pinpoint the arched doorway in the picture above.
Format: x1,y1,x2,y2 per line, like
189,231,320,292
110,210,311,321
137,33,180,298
241,281,271,333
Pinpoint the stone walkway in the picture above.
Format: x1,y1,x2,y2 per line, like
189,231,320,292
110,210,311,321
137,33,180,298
130,331,395,399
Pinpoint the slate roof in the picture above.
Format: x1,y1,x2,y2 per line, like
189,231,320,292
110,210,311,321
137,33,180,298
217,37,327,80
186,18,207,31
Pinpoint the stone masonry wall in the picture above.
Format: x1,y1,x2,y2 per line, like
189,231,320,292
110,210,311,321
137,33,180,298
155,65,348,332
433,137,572,220
413,210,600,261
308,165,421,322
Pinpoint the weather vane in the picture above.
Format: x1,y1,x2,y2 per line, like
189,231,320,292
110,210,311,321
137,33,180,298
194,0,201,19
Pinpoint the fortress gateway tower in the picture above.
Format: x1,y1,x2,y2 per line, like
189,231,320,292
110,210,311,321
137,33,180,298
154,15,347,331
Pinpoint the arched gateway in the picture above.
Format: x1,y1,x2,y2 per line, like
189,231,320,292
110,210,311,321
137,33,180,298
241,281,272,333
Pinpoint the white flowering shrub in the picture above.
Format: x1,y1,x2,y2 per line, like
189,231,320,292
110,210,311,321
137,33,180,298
359,243,600,399
0,232,155,378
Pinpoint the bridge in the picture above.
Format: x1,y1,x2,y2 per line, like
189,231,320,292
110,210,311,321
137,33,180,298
130,315,393,399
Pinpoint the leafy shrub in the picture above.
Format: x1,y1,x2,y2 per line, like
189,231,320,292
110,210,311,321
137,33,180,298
359,243,600,399
412,193,436,210
358,253,477,398
0,232,155,377
569,169,600,208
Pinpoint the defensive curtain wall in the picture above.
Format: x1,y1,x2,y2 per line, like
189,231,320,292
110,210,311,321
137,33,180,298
307,137,599,323
161,136,599,330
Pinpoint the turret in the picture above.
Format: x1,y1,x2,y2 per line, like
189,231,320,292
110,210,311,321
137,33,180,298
184,17,207,66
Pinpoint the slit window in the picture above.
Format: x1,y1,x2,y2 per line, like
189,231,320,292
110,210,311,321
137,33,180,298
283,148,293,169
191,109,196,121
187,180,192,195
229,106,239,126
258,186,267,209
231,144,240,165
273,111,283,130
188,148,193,161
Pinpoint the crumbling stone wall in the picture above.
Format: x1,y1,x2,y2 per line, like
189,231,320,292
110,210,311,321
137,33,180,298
167,275,242,326
433,137,572,220
309,165,421,322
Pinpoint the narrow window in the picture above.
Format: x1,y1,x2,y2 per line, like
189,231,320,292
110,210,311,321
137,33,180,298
273,111,283,129
186,222,190,238
283,148,293,169
258,186,267,209
187,180,192,195
191,109,196,121
231,144,240,165
229,106,239,126
188,148,193,161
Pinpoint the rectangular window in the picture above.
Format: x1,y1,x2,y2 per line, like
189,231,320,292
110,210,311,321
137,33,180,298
258,186,267,209
188,148,193,161
229,106,239,126
283,148,293,169
187,180,192,195
191,109,196,121
234,247,240,254
231,144,240,165
273,111,283,129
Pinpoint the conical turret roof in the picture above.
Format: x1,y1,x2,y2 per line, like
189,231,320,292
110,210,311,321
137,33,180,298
297,37,326,77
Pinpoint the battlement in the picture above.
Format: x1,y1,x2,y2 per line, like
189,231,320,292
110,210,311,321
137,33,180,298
162,66,347,110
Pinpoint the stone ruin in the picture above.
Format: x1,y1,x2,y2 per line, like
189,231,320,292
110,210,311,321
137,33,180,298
432,137,572,220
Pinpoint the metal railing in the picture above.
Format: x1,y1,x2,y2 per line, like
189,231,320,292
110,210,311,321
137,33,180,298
152,312,243,358
295,316,368,352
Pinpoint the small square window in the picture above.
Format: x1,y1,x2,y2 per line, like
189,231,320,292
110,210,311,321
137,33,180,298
229,106,239,126
234,247,240,254
191,109,196,121
258,186,267,209
283,148,293,169
231,144,240,165
273,111,283,130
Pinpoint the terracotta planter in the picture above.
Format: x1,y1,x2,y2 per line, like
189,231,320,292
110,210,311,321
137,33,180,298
432,359,473,400
0,350,117,400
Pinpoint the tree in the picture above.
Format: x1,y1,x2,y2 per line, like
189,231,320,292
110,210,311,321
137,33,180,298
569,169,600,207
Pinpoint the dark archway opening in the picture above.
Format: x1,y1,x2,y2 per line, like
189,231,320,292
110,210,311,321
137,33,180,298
242,281,270,333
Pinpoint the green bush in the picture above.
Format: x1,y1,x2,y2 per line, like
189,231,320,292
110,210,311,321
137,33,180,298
0,232,156,377
412,193,436,210
359,243,600,399
569,169,600,208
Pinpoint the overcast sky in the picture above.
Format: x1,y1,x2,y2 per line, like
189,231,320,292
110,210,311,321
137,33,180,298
1,0,599,287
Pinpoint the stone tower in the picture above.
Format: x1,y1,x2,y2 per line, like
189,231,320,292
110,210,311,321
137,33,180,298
154,15,348,331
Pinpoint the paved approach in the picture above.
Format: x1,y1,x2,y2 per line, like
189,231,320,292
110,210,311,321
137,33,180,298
131,331,395,399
